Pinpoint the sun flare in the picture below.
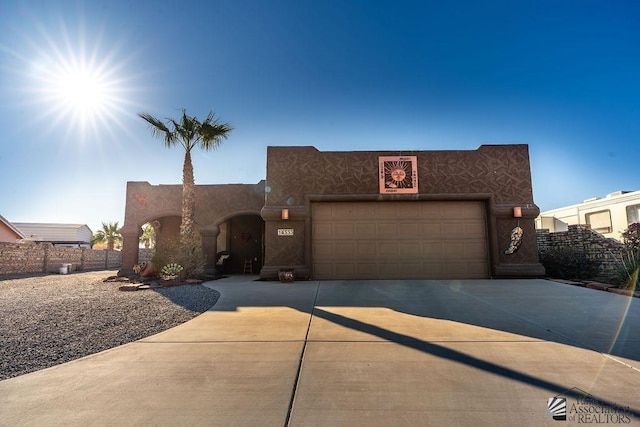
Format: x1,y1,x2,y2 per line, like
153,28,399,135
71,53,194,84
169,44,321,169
55,68,108,113
9,14,142,144
38,53,128,136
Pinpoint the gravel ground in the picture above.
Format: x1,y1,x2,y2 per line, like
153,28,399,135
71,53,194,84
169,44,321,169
0,270,220,380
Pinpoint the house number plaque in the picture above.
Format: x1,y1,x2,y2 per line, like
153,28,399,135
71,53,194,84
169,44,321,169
277,229,294,236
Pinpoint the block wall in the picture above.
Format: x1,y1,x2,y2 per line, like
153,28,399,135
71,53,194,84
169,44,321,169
0,242,140,277
46,246,84,273
0,242,47,276
537,224,625,283
138,248,154,264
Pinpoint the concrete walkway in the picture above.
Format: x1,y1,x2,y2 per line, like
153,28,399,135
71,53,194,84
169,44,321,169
1,277,639,426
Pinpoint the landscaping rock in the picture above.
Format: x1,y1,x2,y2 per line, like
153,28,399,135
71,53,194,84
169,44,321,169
0,270,220,380
586,282,615,291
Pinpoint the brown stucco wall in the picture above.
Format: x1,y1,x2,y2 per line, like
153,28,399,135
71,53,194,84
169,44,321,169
261,145,544,279
119,180,266,274
123,181,266,227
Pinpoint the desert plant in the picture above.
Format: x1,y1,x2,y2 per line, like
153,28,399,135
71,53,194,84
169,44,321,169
175,233,207,278
615,249,640,290
152,233,206,279
614,223,640,290
160,263,184,280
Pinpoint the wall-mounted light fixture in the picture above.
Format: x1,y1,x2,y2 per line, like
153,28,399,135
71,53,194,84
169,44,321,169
281,208,289,220
513,206,522,218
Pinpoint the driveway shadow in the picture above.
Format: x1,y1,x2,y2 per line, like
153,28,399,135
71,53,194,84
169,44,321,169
206,278,640,418
312,279,640,362
310,306,640,419
209,278,639,362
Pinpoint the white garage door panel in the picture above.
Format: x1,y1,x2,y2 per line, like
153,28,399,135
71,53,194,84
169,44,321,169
312,201,489,280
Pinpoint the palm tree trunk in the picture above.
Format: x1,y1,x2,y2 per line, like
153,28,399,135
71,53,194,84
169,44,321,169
181,150,196,235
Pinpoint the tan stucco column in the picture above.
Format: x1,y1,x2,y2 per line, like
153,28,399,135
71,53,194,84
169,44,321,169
119,225,141,276
200,225,220,270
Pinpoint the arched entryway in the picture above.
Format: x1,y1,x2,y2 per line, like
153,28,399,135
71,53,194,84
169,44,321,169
216,214,264,274
119,180,266,276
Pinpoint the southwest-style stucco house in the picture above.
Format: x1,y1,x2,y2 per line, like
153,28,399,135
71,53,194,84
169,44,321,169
120,144,545,280
0,215,25,243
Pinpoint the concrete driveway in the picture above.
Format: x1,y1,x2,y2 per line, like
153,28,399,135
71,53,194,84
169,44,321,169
1,277,639,426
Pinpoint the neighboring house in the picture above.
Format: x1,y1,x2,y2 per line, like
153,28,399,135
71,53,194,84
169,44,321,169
0,215,26,242
536,190,640,241
12,223,93,248
120,144,544,280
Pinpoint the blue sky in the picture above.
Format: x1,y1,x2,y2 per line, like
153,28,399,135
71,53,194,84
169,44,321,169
1,0,639,234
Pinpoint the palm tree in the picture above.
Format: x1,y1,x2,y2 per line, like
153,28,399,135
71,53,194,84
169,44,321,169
92,221,123,250
138,109,233,236
139,223,156,249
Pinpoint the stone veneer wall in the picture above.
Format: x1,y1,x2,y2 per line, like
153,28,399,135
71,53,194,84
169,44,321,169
536,225,625,283
0,242,150,277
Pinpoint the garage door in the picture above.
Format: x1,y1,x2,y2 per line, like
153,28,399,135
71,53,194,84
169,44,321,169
312,201,489,280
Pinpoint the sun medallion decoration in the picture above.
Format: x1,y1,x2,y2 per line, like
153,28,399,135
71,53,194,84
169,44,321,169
379,156,418,194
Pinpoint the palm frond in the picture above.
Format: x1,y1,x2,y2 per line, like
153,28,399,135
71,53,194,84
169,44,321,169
199,114,234,151
138,112,177,147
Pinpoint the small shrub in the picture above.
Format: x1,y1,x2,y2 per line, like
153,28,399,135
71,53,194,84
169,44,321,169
621,222,640,252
